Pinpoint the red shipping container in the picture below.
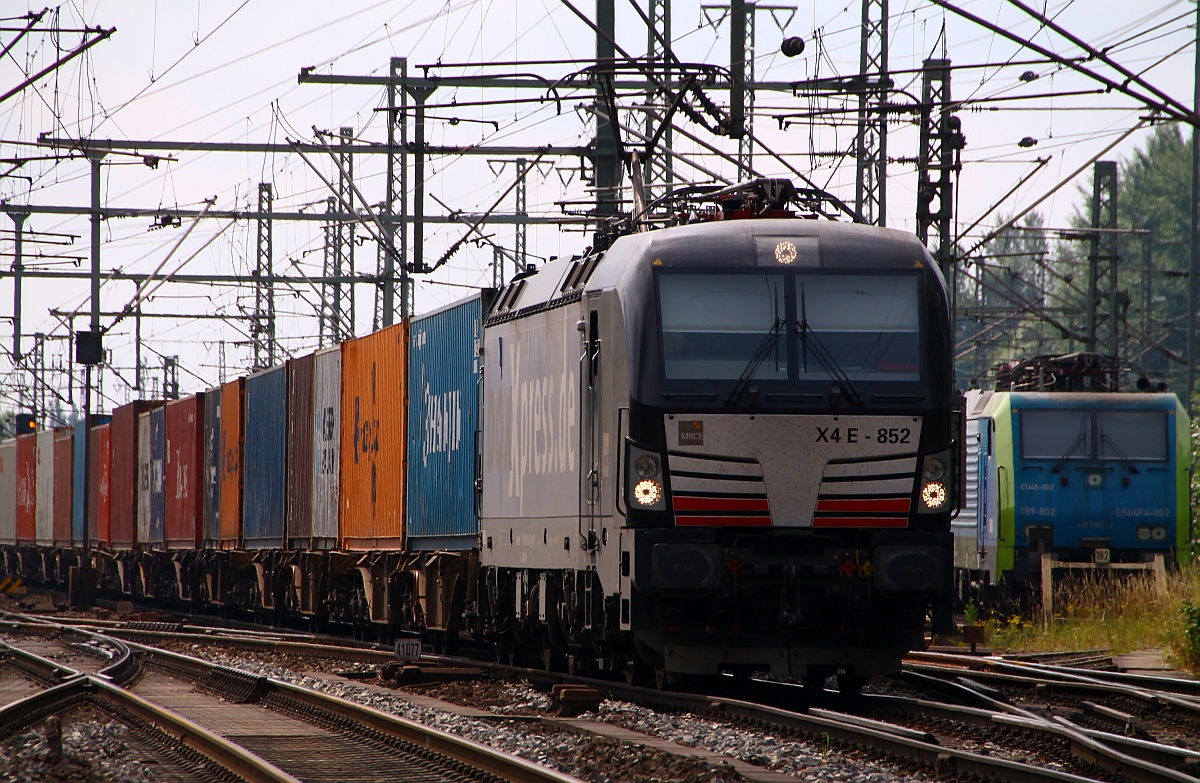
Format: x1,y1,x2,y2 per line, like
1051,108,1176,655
110,401,160,549
219,379,244,549
15,433,35,543
53,428,73,546
94,424,112,547
166,394,205,549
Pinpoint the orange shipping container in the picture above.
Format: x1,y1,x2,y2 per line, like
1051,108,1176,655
219,378,244,549
340,321,407,549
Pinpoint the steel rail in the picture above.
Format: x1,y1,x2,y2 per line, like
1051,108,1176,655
122,639,586,783
0,674,303,783
905,664,1200,783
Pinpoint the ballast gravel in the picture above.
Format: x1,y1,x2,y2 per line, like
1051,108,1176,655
181,645,930,783
0,708,156,783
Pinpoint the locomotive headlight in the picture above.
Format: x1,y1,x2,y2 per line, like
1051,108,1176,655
918,448,954,513
633,479,663,506
635,454,660,479
922,457,946,481
626,441,667,512
1151,526,1168,541
920,481,948,509
1137,526,1152,541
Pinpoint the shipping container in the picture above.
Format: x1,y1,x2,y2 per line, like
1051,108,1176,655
15,433,35,543
286,354,315,549
219,379,244,548
137,412,153,546
165,395,204,549
34,429,55,546
341,322,407,549
202,389,222,546
0,440,15,545
73,415,111,545
407,293,487,549
311,347,341,549
52,428,73,546
93,423,112,547
111,401,160,549
149,406,166,547
243,366,287,549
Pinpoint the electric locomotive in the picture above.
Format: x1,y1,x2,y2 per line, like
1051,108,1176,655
957,387,1191,603
478,181,958,690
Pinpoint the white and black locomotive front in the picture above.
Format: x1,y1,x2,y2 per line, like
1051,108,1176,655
615,219,957,683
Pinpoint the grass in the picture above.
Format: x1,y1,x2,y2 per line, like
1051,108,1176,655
983,564,1200,670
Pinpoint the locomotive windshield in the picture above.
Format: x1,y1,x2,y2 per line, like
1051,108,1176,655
1020,409,1168,462
658,270,921,384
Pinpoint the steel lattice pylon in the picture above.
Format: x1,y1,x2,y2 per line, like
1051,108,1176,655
1088,161,1120,356
252,182,275,369
855,0,888,226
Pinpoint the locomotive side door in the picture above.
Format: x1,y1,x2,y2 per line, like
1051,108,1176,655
978,417,993,559
580,305,601,550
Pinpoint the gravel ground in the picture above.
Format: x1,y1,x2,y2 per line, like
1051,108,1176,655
169,644,936,783
0,707,156,783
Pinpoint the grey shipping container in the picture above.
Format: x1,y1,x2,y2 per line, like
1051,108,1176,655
137,412,152,546
73,415,111,545
311,347,340,548
149,406,166,547
202,388,222,546
286,354,314,548
0,440,15,545
406,292,489,549
34,429,55,546
243,366,287,549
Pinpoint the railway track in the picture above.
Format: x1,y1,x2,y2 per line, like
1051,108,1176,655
9,612,1200,782
0,619,583,783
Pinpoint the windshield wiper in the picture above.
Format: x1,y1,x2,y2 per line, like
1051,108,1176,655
1050,426,1087,474
725,318,785,406
1099,433,1140,474
798,283,863,406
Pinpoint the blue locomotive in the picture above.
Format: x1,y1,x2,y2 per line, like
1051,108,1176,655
956,385,1191,602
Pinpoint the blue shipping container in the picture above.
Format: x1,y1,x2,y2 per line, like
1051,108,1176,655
72,414,111,545
202,389,222,545
243,366,287,549
150,406,166,547
406,292,488,549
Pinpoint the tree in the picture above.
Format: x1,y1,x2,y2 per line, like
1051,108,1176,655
1061,124,1191,390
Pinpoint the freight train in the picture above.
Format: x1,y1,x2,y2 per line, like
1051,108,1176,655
955,384,1192,605
0,179,959,692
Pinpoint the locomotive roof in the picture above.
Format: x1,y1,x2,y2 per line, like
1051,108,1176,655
487,218,940,323
601,217,935,272
966,389,1184,420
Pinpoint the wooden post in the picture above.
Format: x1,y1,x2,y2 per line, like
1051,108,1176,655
1152,553,1168,597
1041,552,1054,620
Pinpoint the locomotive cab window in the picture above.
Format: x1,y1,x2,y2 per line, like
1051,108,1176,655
1020,409,1168,462
1021,410,1090,461
659,272,787,381
1098,411,1168,461
656,269,922,386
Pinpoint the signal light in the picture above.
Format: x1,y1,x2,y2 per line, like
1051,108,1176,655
14,413,36,434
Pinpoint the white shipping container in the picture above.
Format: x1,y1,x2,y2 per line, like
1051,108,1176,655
311,346,341,547
0,440,15,545
35,430,55,546
137,411,152,546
